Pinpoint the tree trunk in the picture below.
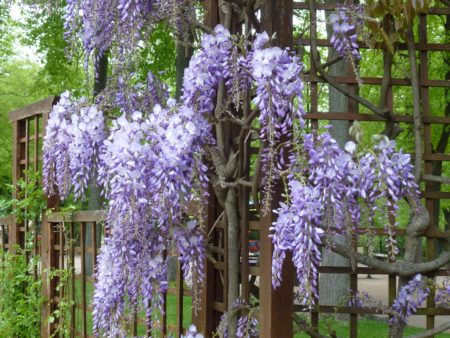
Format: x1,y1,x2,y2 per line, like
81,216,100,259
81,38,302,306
168,41,193,282
86,53,108,276
319,1,351,316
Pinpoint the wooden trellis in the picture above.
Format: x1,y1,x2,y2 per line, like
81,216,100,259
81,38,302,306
2,1,450,338
194,1,450,338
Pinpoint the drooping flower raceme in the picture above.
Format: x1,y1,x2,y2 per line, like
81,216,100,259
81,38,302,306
271,131,419,306
43,92,104,200
435,277,450,307
271,182,323,306
93,100,210,334
216,299,259,338
182,324,204,338
390,274,430,327
329,4,364,61
64,0,195,69
251,32,305,213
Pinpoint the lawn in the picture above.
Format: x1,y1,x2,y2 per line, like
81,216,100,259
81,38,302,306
294,317,450,338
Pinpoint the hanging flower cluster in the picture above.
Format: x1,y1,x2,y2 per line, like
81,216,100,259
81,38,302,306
271,131,418,306
271,182,323,306
390,274,430,327
250,32,305,213
329,4,364,61
43,92,104,200
349,275,430,328
435,277,450,307
44,25,306,335
182,25,305,209
93,99,209,334
64,0,196,68
182,324,204,338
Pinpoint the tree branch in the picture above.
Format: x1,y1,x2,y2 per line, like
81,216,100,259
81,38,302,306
423,174,450,185
326,237,450,277
405,321,450,338
406,25,423,182
303,55,343,75
293,314,329,338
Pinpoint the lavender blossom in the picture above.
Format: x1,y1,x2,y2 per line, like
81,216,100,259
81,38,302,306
250,33,305,213
390,274,430,327
329,4,364,61
43,92,104,200
435,277,450,307
272,131,419,306
182,324,204,338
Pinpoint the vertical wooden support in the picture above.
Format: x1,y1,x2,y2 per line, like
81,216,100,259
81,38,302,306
81,222,87,337
70,223,76,337
193,1,220,336
193,190,217,335
9,121,20,251
259,1,295,338
39,102,60,338
176,261,184,337
419,13,436,333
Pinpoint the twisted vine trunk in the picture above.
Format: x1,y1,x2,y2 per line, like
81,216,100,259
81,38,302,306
225,187,240,337
393,22,425,338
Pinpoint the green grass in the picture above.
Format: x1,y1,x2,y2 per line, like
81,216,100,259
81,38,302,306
294,317,450,338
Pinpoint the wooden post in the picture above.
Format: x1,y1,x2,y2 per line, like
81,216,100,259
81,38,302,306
39,105,60,338
259,1,295,338
192,1,221,337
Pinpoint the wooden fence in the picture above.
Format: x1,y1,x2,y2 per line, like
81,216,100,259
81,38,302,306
43,210,191,337
2,1,450,337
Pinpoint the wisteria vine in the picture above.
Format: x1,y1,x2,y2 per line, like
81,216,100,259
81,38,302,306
44,25,307,336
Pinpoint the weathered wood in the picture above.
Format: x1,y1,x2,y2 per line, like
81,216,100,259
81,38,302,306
47,210,107,223
259,1,295,338
9,96,57,122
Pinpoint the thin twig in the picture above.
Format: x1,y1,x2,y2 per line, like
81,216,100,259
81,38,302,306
303,55,343,75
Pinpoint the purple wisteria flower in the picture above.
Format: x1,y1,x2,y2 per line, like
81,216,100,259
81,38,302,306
390,274,429,327
94,99,210,335
64,0,195,71
43,92,104,200
271,131,419,305
182,324,204,338
435,277,450,307
250,32,305,213
329,4,364,60
217,299,259,338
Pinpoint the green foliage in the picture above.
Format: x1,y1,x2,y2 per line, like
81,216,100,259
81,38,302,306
13,170,46,223
47,256,74,337
0,59,54,199
20,1,86,95
0,247,43,338
0,3,14,64
136,22,177,88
